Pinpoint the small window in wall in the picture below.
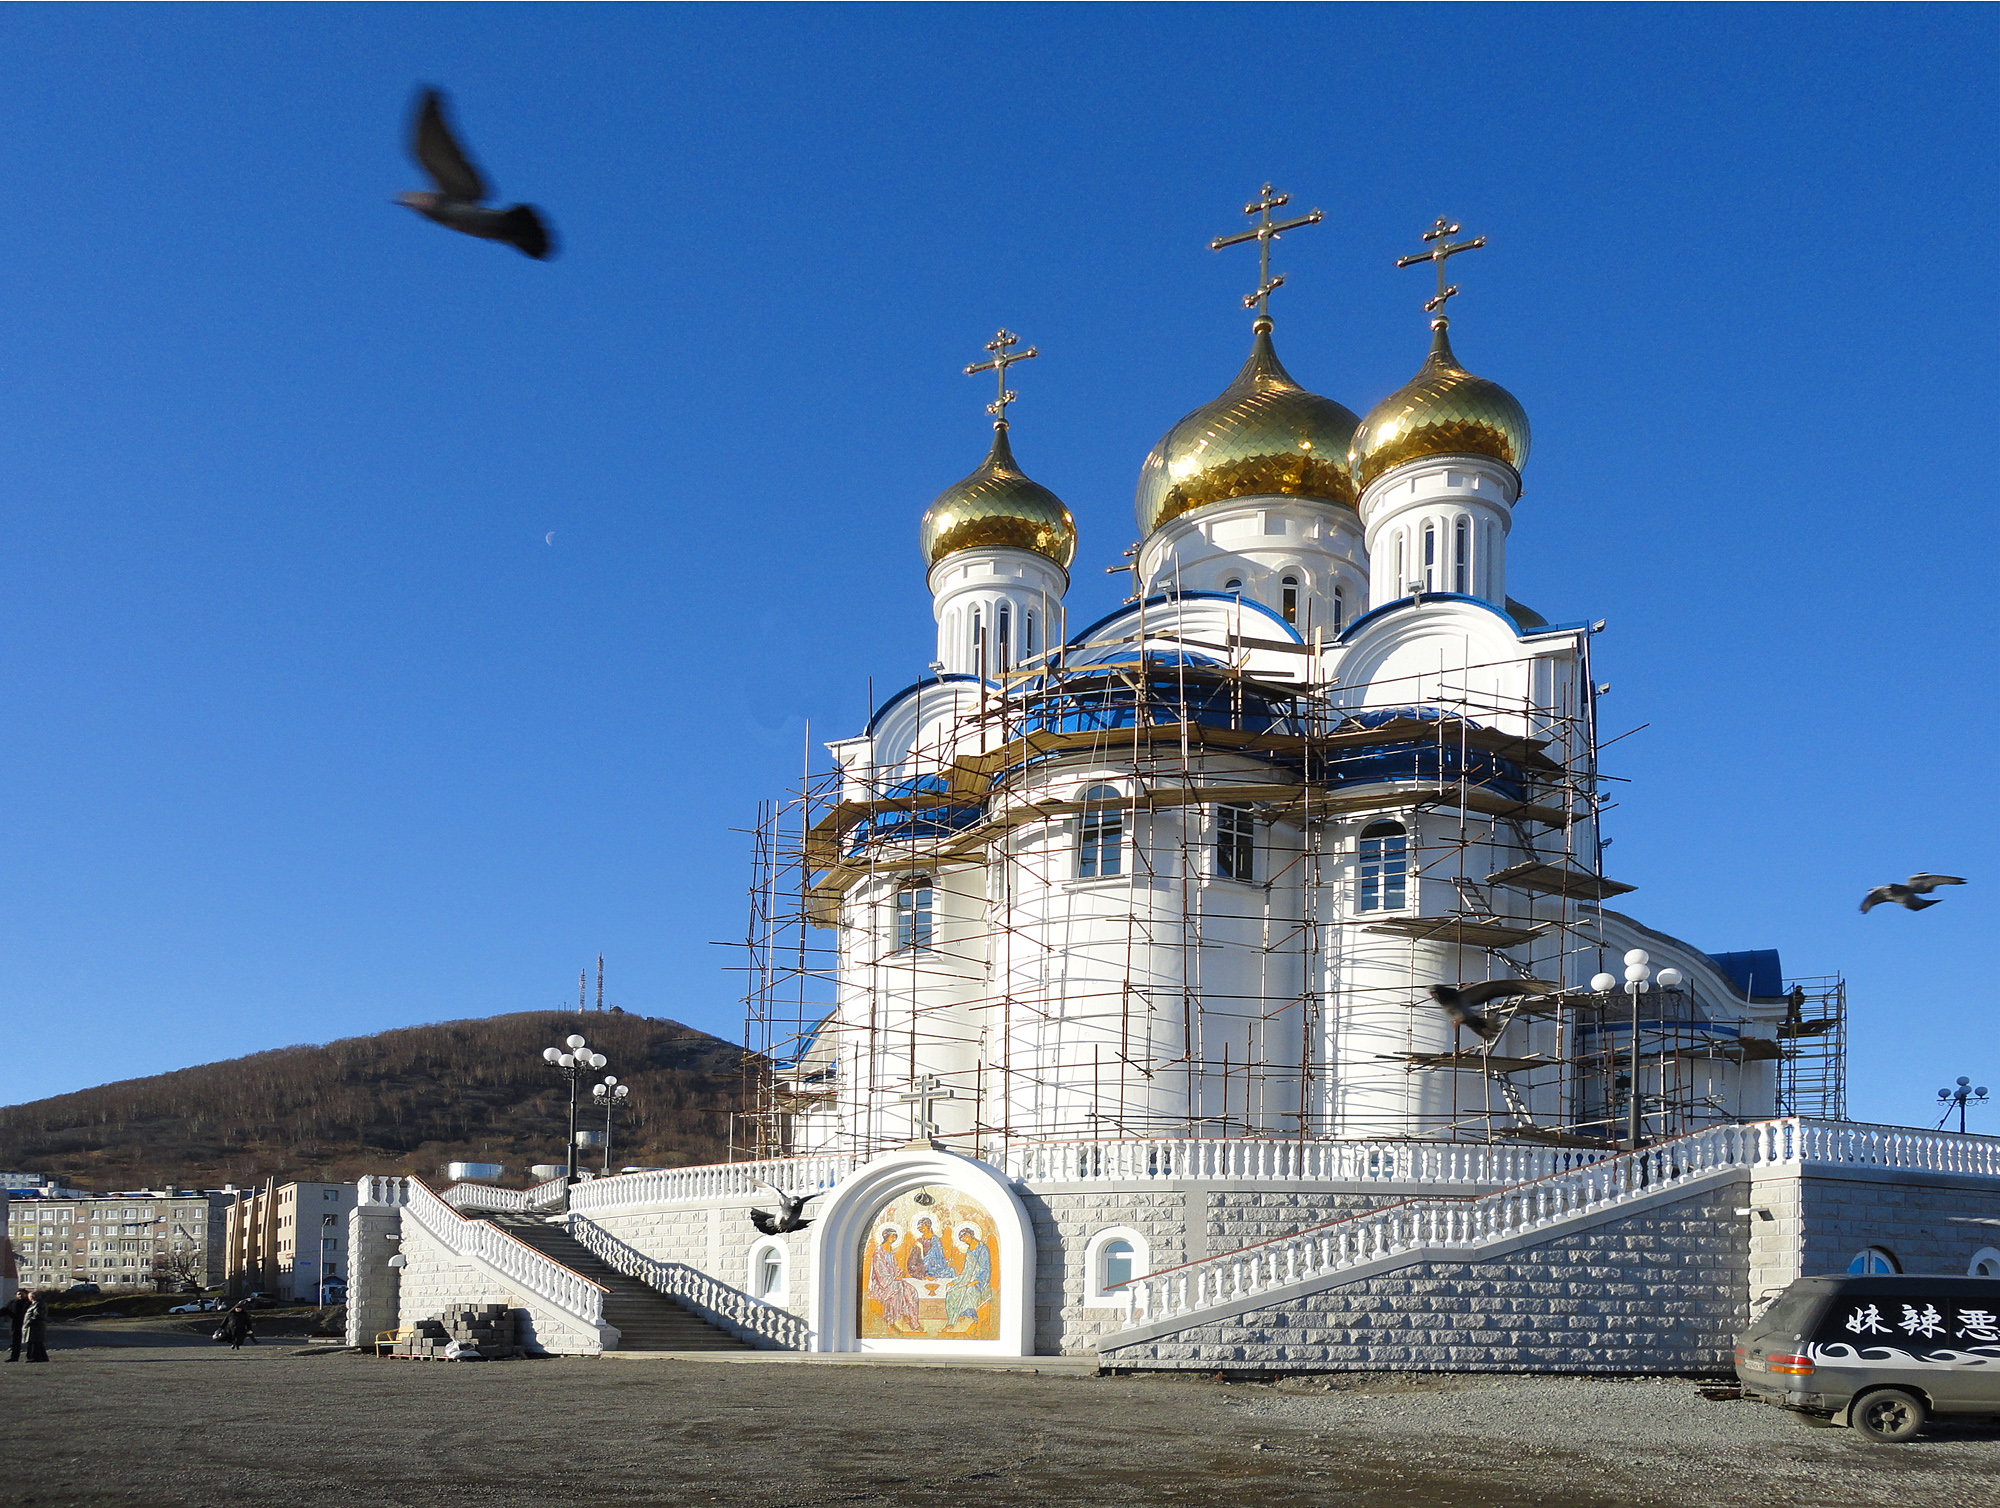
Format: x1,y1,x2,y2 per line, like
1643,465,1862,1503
1216,803,1256,882
1358,820,1408,911
1453,518,1470,594
1223,577,1244,593
1077,785,1123,879
971,609,984,672
1393,535,1405,591
894,880,934,951
997,604,1012,674
1332,584,1345,630
1423,525,1437,590
1848,1247,1900,1275
1969,1246,2000,1278
1024,611,1036,656
1083,1226,1149,1305
1281,576,1300,624
1101,1240,1135,1290
749,1238,786,1303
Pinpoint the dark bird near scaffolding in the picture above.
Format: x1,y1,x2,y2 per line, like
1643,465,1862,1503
1859,874,1967,913
394,87,555,259
1428,979,1547,1041
749,1186,821,1235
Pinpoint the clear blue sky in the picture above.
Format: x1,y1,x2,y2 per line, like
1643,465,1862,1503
0,4,1993,1129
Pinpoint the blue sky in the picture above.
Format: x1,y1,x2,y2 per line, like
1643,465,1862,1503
0,4,1993,1128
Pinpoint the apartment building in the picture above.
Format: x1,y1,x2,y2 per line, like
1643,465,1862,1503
3,1189,233,1292
223,1180,356,1301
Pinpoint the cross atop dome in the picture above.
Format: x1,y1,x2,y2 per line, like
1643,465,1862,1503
1395,217,1487,324
964,329,1038,429
1210,183,1323,331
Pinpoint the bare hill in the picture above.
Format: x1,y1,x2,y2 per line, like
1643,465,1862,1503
0,1011,751,1191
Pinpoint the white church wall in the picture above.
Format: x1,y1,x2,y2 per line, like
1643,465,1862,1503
1137,495,1366,638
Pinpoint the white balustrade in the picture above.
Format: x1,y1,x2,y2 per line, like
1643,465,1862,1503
568,1217,811,1351
356,1175,411,1207
441,1176,570,1214
403,1177,608,1330
1111,1118,2000,1334
997,1137,1612,1186
566,1153,867,1214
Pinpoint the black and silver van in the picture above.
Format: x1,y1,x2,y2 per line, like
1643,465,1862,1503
1736,1274,2000,1442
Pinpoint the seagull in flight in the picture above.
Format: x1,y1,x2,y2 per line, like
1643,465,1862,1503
394,86,555,260
1427,979,1549,1041
1859,873,1966,913
749,1185,822,1235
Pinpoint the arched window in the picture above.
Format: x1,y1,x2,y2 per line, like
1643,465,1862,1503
1223,576,1244,593
1848,1247,1900,1275
1358,820,1408,911
1422,524,1437,591
1077,784,1123,879
894,879,933,951
1281,575,1300,624
1083,1226,1149,1305
1023,611,1036,657
1216,803,1255,882
1394,534,1406,592
997,603,1012,674
1332,584,1345,630
748,1237,787,1303
970,608,984,673
1453,517,1470,594
1970,1246,2000,1278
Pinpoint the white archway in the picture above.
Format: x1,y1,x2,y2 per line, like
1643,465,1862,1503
805,1145,1036,1356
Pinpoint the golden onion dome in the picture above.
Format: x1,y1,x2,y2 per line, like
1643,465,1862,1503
1349,319,1530,491
920,424,1077,571
1134,325,1360,537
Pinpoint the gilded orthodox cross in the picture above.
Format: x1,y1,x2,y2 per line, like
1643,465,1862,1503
1396,217,1487,316
965,329,1038,426
1210,183,1324,323
897,1073,958,1140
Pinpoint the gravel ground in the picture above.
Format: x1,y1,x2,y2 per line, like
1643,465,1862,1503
3,1321,1995,1507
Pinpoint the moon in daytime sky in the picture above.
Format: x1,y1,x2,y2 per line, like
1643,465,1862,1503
544,532,555,545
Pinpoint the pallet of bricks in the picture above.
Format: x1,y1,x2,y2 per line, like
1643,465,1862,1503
390,1304,527,1359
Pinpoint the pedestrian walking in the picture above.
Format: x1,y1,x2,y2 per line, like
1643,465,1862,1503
21,1291,49,1363
219,1301,256,1350
4,1289,30,1362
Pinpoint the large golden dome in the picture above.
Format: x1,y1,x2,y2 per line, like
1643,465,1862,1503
920,425,1076,570
1134,326,1360,537
1349,319,1530,490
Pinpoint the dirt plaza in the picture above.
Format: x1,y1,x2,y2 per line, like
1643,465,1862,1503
2,1319,1996,1507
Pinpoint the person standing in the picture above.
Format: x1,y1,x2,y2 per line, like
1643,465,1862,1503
21,1291,49,1363
4,1289,30,1362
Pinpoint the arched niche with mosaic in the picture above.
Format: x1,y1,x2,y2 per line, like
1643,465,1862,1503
857,1183,1000,1341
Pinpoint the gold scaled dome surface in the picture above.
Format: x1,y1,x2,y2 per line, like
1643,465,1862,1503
920,425,1077,571
1349,320,1531,490
1134,327,1360,537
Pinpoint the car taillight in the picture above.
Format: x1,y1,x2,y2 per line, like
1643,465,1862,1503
1767,1353,1814,1376
1733,1346,1747,1362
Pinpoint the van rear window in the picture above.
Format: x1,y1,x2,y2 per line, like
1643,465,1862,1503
1756,1288,1823,1340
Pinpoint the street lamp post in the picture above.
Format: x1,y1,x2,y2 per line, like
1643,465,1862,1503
590,1077,633,1173
1937,1077,1990,1134
542,1034,608,1186
1589,953,1683,1150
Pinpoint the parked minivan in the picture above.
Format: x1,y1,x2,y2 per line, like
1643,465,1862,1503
1736,1274,2000,1442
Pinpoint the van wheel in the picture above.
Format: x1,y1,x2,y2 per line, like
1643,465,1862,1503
1852,1388,1927,1444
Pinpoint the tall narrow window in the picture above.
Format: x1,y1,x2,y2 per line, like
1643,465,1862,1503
894,880,934,951
1024,611,1036,656
1281,576,1299,624
1333,584,1345,630
970,609,983,673
1100,1240,1134,1291
1077,784,1123,879
1216,803,1256,881
997,604,1012,674
1453,518,1470,594
1394,535,1406,592
1422,526,1437,590
1358,821,1408,911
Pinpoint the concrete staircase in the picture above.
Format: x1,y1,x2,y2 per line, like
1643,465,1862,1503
489,1213,752,1352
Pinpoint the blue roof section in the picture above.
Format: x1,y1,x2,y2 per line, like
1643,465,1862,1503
864,673,986,737
1707,949,1786,1000
1066,590,1305,649
1060,644,1225,670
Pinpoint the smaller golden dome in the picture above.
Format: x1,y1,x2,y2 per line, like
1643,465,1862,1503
1349,319,1530,491
1135,326,1360,537
920,425,1076,571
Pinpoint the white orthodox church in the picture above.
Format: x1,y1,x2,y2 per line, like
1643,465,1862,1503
352,204,2000,1373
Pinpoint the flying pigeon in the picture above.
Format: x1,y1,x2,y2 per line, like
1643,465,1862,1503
1427,979,1548,1041
1859,874,1967,913
749,1185,821,1235
394,87,555,259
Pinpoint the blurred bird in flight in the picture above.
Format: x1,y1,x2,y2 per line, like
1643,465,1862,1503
394,87,555,260
1859,873,1966,913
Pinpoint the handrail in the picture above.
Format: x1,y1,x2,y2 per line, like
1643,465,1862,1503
356,1174,412,1207
1110,1116,2000,1336
402,1178,608,1331
996,1137,1611,1186
569,1217,810,1351
567,1153,866,1214
441,1176,570,1214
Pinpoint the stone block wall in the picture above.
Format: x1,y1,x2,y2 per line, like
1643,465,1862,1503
342,1205,402,1348
1099,1182,1753,1373
393,1211,604,1356
584,1196,813,1327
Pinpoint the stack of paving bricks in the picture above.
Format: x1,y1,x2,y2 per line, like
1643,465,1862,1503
391,1305,526,1359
